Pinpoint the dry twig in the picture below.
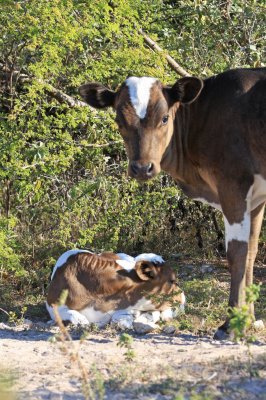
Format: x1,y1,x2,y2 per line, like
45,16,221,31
139,28,190,77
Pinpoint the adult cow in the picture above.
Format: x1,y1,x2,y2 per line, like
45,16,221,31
79,68,266,339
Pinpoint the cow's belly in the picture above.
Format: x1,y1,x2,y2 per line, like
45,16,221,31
193,174,266,212
250,174,266,211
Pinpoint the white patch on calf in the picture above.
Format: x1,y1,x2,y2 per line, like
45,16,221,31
116,253,135,263
51,249,93,280
224,212,251,251
134,253,164,264
126,77,157,119
160,308,174,321
79,306,113,327
46,302,89,325
116,252,164,270
126,297,156,313
116,259,135,271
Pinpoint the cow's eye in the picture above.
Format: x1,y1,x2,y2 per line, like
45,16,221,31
162,115,169,125
170,279,176,285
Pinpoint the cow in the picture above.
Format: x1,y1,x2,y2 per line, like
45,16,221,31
79,68,266,339
46,250,185,329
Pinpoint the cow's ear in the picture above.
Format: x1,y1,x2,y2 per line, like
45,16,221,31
135,261,157,281
164,77,203,105
79,83,116,109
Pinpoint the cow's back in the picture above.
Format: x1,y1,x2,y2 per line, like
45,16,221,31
187,68,266,176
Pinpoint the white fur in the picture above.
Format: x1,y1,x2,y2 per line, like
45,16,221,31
51,249,93,280
126,297,156,312
224,211,251,250
116,252,164,271
116,253,135,263
126,77,157,119
134,253,164,264
79,306,113,328
46,302,89,325
116,259,135,271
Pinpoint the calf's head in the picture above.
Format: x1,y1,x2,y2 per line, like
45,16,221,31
79,76,203,181
133,259,184,310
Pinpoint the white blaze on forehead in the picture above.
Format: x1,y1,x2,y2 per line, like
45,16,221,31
126,77,157,119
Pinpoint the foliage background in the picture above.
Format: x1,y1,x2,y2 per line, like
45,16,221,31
0,0,265,304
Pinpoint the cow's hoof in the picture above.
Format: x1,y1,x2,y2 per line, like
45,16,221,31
213,328,230,340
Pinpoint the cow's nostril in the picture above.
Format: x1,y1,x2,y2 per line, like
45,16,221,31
147,163,153,174
131,162,139,176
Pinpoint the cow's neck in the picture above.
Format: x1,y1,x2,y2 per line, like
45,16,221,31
161,104,198,183
161,103,220,205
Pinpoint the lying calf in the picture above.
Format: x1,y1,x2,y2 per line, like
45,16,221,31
46,250,185,329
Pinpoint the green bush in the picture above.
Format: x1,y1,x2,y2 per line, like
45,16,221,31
0,0,265,298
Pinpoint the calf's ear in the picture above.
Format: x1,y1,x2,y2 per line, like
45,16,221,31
164,77,203,105
79,83,116,109
135,261,157,281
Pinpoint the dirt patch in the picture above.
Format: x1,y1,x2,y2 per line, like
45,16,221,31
0,322,266,400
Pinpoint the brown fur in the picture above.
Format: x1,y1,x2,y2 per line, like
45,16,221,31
47,253,183,313
79,68,266,335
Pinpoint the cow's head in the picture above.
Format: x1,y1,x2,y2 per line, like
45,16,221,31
79,76,203,180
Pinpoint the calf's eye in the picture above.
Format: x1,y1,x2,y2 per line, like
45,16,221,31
162,115,169,125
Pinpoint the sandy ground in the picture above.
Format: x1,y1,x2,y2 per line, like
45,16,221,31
0,322,266,400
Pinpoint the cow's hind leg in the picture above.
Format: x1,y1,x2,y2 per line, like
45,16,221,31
246,202,265,315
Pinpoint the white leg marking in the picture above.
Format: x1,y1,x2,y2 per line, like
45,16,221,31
51,249,93,280
223,212,251,251
126,77,157,119
45,302,89,325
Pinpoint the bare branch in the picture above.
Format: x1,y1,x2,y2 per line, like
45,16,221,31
139,29,190,77
0,66,91,109
43,82,89,108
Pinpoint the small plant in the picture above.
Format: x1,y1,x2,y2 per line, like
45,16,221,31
7,306,27,326
229,284,261,342
117,333,136,362
50,292,106,400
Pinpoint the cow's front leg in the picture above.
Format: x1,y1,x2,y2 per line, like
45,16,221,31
214,202,251,340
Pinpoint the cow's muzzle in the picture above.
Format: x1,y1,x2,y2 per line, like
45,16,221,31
129,161,156,180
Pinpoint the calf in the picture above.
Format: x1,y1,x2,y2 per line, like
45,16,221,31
79,68,266,338
46,250,185,328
